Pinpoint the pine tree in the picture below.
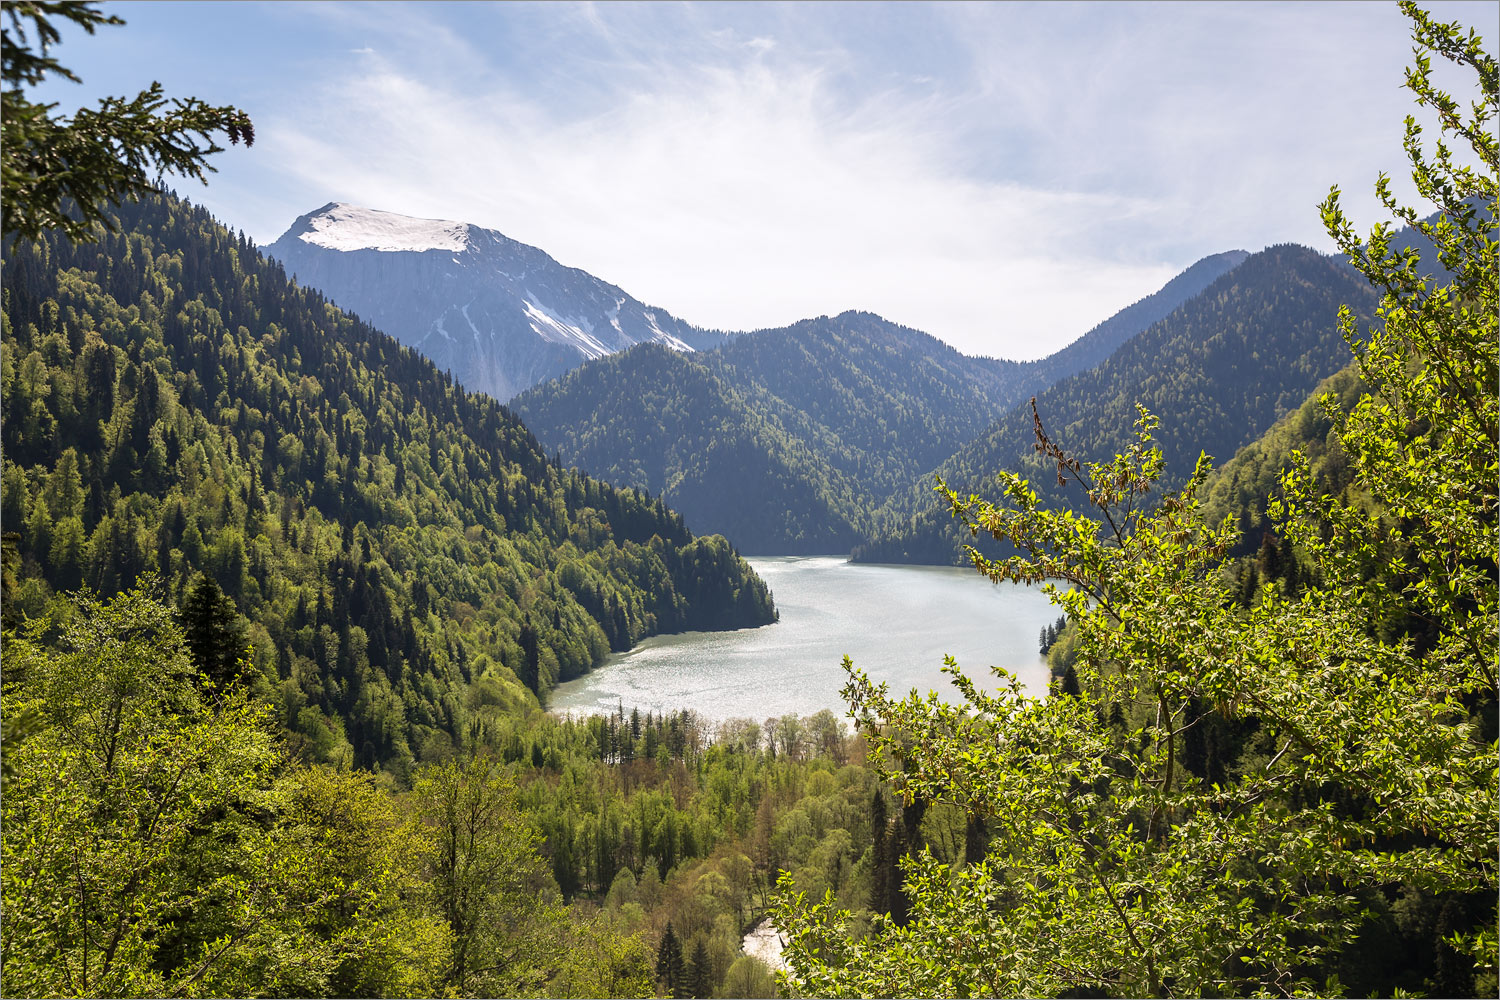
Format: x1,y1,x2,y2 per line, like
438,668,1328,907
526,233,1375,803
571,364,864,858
687,938,710,999
180,573,245,687
655,921,684,998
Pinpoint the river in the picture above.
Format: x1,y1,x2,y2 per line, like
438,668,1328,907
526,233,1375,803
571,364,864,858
549,555,1063,722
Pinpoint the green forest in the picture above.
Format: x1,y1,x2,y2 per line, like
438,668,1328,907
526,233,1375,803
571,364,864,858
1,190,775,773
2,1,1496,998
0,187,864,1000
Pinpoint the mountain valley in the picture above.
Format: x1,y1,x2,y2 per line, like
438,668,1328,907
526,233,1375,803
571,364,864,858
5,4,1495,999
260,202,1378,567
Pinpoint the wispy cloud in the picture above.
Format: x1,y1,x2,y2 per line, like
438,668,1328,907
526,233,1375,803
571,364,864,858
255,9,1188,358
148,0,1492,358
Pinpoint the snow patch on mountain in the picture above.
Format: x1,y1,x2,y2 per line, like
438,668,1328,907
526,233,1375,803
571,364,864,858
297,203,470,253
645,311,693,352
461,303,483,346
522,294,612,360
266,202,726,399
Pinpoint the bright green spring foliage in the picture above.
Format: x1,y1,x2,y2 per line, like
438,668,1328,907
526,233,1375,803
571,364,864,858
413,755,569,998
0,581,658,998
0,579,853,998
0,582,427,997
774,5,1496,998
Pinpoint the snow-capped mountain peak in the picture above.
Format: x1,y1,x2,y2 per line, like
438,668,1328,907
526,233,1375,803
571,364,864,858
266,204,722,400
289,203,471,253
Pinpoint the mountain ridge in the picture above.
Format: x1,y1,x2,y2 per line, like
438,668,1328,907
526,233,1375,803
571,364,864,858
512,254,1257,554
853,243,1380,564
512,311,1019,552
266,203,1255,410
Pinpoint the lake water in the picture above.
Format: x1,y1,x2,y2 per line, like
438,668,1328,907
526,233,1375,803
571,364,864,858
549,556,1063,722
742,918,787,970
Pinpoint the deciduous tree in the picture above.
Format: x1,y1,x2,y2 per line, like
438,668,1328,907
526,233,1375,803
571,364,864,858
775,5,1496,996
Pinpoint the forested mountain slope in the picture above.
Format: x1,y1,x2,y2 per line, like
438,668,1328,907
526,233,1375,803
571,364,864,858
512,256,1250,554
855,243,1380,564
0,191,774,777
1200,360,1367,554
1016,249,1249,392
513,311,1035,552
512,342,871,553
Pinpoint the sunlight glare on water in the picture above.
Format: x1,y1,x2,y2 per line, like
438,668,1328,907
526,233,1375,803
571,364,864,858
549,555,1065,721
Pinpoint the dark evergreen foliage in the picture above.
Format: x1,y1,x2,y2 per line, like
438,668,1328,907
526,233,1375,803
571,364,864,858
1199,361,1366,556
655,922,683,996
1,3,254,243
687,938,710,999
180,573,245,686
1038,614,1066,656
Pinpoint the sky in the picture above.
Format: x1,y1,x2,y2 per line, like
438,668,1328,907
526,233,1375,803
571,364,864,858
30,1,1498,360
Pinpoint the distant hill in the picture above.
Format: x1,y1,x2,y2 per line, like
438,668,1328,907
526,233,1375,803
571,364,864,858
1,192,774,775
265,203,724,401
854,244,1380,564
1016,250,1249,394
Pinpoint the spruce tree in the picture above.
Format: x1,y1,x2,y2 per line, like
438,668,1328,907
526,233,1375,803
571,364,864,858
180,573,245,687
1,2,254,241
656,922,683,997
687,938,710,999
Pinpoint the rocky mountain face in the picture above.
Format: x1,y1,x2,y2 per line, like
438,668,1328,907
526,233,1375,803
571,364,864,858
265,203,722,400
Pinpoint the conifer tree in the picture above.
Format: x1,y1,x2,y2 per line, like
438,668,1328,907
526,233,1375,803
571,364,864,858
655,921,684,997
180,573,245,687
1,2,254,241
688,938,711,999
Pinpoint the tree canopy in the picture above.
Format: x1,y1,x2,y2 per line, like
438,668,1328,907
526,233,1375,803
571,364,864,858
776,4,1497,996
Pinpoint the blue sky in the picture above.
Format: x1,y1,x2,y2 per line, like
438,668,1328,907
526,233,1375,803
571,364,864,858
32,1,1497,359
